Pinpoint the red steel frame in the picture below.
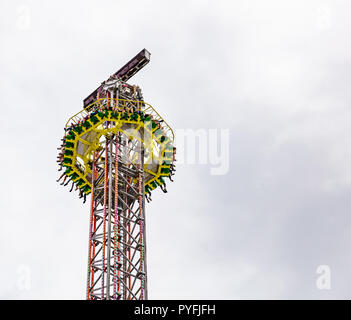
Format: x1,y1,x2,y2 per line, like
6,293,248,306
86,133,147,300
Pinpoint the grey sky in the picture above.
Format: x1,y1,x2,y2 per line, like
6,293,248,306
0,0,351,299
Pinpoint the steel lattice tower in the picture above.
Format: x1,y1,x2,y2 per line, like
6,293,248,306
87,133,147,300
57,49,176,300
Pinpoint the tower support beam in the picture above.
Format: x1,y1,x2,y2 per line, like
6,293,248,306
87,133,147,300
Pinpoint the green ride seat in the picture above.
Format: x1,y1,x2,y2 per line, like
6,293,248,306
74,125,83,134
122,113,130,120
144,115,151,122
66,131,76,140
82,121,91,129
161,168,170,174
65,167,72,175
63,157,72,164
65,141,74,149
70,172,79,180
90,116,99,124
156,177,165,186
145,185,151,194
64,150,73,156
97,111,104,118
82,185,90,193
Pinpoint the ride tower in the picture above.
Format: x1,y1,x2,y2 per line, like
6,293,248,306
56,49,176,300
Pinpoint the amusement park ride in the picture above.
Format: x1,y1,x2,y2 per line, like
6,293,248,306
56,49,176,300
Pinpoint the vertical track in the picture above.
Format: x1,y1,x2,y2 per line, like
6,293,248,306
91,211,96,293
102,140,108,299
123,163,128,300
138,145,144,300
127,176,131,299
106,139,113,299
86,152,96,300
113,135,120,299
141,145,148,300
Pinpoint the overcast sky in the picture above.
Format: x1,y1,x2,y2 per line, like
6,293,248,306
1,0,351,299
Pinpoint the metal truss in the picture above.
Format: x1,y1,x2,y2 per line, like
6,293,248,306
86,131,147,300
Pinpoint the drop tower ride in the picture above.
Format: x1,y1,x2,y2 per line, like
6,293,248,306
56,49,176,300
